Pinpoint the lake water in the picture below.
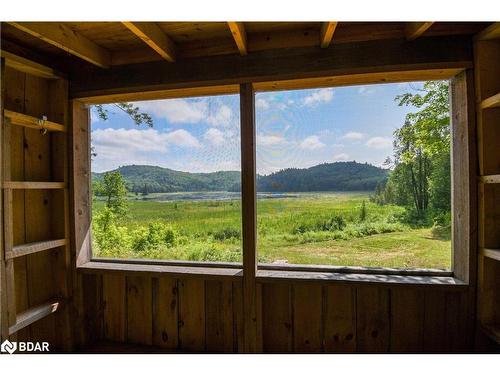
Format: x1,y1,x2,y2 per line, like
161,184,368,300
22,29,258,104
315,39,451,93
134,191,367,202
137,191,298,202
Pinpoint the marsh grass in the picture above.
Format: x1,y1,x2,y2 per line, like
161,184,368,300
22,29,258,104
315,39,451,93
92,192,451,269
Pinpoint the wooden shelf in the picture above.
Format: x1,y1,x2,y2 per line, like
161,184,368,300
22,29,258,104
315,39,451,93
6,238,67,260
480,248,500,262
3,181,66,189
4,109,66,132
480,175,500,184
480,323,500,345
9,299,61,335
481,92,500,109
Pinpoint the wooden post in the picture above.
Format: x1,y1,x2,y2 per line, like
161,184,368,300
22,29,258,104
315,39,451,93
240,83,258,352
450,69,478,349
69,100,93,348
450,69,477,284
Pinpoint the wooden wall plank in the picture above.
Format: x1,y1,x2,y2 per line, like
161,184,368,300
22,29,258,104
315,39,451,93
152,277,178,350
48,77,73,351
390,289,425,352
423,289,448,352
205,280,234,352
4,67,30,341
293,284,322,352
126,275,152,345
81,273,103,345
356,286,390,352
232,280,244,352
102,274,126,342
262,283,292,353
178,279,205,351
323,285,356,353
23,73,57,347
445,291,469,352
0,58,6,340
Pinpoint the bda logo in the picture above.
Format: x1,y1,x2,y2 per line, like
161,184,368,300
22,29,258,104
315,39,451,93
1,340,17,354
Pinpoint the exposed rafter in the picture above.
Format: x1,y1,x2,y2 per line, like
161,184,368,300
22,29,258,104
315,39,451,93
228,22,247,56
475,22,500,41
320,22,338,48
7,22,110,68
405,22,434,41
122,22,176,62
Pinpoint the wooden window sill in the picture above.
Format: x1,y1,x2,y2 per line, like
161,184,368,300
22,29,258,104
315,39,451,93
79,260,466,288
255,269,467,289
78,260,243,280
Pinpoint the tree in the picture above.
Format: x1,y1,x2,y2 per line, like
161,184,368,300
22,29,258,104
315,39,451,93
385,80,451,218
94,103,153,127
93,171,128,217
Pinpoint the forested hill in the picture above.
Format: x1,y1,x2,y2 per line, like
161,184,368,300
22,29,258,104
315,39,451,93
257,162,388,192
92,165,241,194
92,162,388,193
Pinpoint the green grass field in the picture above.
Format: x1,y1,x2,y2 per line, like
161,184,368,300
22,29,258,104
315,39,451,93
92,192,451,269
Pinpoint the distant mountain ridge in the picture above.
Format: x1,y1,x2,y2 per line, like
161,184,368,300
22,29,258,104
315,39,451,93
92,161,388,194
256,161,388,192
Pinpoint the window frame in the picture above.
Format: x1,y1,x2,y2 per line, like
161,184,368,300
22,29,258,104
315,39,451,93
72,69,476,286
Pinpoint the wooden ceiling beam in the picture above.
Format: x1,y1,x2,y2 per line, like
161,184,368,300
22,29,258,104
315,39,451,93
7,22,110,68
122,22,176,62
70,35,472,102
405,22,434,41
475,22,500,41
320,22,338,48
227,22,247,55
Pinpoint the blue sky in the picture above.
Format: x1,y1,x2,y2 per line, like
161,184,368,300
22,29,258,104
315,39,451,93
91,82,424,175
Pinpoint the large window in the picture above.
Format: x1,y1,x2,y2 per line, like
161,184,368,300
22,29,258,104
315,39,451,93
90,95,242,262
88,80,453,271
255,81,452,269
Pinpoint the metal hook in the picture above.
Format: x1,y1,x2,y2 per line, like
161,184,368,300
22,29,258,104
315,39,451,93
38,115,48,135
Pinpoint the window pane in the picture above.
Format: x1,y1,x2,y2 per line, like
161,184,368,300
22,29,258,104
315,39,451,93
90,95,242,262
255,82,451,269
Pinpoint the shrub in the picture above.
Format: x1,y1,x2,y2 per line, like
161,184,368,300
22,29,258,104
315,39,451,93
292,215,346,234
184,242,241,262
132,222,177,253
359,200,367,222
212,227,241,241
92,207,131,257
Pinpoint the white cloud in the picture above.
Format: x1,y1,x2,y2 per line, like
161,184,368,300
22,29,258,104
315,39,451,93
358,86,376,95
91,127,203,171
164,129,201,148
207,104,234,127
256,98,270,110
366,136,392,149
204,128,225,146
342,131,365,140
332,153,350,161
299,135,325,150
92,128,169,154
257,134,288,146
137,99,234,127
138,99,206,124
302,88,334,107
